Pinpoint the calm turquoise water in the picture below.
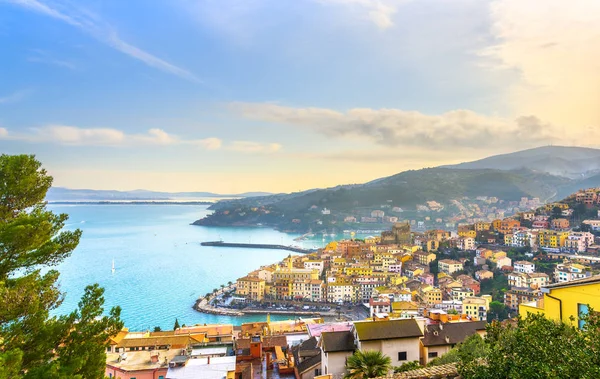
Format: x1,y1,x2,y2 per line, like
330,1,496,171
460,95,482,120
48,204,309,331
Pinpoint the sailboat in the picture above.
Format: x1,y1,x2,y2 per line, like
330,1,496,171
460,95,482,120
111,259,115,274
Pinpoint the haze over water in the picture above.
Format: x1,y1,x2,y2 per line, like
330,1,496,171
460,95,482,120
49,204,312,331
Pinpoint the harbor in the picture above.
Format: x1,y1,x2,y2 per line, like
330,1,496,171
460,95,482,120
200,241,314,254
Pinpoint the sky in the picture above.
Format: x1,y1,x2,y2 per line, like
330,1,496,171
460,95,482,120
1,0,599,193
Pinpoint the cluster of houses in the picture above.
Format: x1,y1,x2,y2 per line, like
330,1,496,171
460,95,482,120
105,271,600,379
105,313,487,379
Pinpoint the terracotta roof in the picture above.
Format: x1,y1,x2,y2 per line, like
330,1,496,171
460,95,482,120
380,363,459,378
176,324,234,337
321,331,355,353
354,319,423,341
421,321,486,347
117,334,198,348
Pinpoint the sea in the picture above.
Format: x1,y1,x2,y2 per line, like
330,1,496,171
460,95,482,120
47,204,341,331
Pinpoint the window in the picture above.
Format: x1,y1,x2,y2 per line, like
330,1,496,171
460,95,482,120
315,369,321,376
579,303,589,329
398,352,407,361
428,352,438,358
159,377,164,379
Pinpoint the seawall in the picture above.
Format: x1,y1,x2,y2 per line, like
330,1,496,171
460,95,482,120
200,241,314,254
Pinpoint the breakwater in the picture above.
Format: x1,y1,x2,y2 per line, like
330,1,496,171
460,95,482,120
200,241,314,254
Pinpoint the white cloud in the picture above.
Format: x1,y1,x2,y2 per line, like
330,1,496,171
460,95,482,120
0,89,31,104
232,102,569,150
315,0,404,29
38,125,125,145
0,125,281,153
4,0,200,82
0,125,222,148
481,0,600,128
228,141,282,153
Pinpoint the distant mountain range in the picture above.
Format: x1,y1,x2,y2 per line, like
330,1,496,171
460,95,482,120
442,145,600,179
206,146,600,215
46,187,272,201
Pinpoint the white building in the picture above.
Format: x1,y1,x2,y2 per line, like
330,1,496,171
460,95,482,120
554,262,591,283
513,261,535,274
320,331,355,379
564,232,595,253
304,260,324,274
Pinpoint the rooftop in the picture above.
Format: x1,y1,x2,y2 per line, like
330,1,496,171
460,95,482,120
106,349,180,371
421,321,486,347
543,274,600,291
321,331,355,353
166,356,236,379
353,319,423,341
307,322,353,337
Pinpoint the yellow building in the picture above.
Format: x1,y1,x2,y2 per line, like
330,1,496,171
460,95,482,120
236,276,266,301
491,219,502,231
544,202,570,212
474,222,491,232
344,267,373,276
413,251,437,265
538,230,569,249
520,276,600,328
422,287,442,306
458,229,477,239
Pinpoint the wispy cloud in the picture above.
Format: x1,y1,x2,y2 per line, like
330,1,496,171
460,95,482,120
0,89,31,104
27,49,77,70
231,102,566,150
315,0,405,29
4,0,200,82
228,141,282,153
0,125,282,153
0,125,221,148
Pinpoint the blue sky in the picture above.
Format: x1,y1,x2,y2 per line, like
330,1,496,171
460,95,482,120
1,0,598,193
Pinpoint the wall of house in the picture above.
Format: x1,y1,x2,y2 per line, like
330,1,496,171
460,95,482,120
321,351,352,379
420,345,452,365
359,338,420,367
105,366,168,379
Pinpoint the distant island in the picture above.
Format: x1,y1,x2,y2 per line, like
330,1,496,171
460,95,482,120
46,187,273,202
194,146,600,233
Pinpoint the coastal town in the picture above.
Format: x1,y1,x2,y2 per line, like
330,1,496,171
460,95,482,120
104,187,600,378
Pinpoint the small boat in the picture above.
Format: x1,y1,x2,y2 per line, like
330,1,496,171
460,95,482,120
111,259,115,274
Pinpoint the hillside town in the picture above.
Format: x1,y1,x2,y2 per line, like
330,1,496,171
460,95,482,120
105,188,600,378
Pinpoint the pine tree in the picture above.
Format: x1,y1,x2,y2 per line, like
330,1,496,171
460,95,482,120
0,155,123,379
174,318,180,330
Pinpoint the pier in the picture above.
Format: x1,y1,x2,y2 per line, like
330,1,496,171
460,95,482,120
200,241,314,254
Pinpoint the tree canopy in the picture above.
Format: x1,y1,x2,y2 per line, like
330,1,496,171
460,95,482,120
0,154,123,379
345,350,392,379
457,312,600,378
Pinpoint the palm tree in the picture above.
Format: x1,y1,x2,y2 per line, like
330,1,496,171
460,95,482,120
220,284,225,289
345,350,392,379
228,281,233,286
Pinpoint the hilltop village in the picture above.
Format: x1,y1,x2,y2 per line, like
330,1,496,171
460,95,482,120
105,188,600,379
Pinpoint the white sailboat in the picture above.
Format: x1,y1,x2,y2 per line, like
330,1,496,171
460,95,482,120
111,259,115,274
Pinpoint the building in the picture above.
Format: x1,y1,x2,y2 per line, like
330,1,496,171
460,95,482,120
381,222,412,245
320,331,355,378
554,262,591,283
583,220,600,231
457,236,476,251
551,218,570,230
564,232,595,253
520,275,600,328
451,287,474,301
166,356,236,379
462,297,489,321
438,259,464,275
292,337,322,379
508,272,549,289
475,270,494,281
422,287,442,306
236,276,266,301
420,321,486,365
538,230,569,249
413,251,437,265
352,319,424,367
513,261,535,274
327,282,357,304
304,260,324,274
504,287,542,312
498,219,520,235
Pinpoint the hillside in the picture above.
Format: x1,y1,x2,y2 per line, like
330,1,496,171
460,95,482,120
443,146,600,179
197,145,600,232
